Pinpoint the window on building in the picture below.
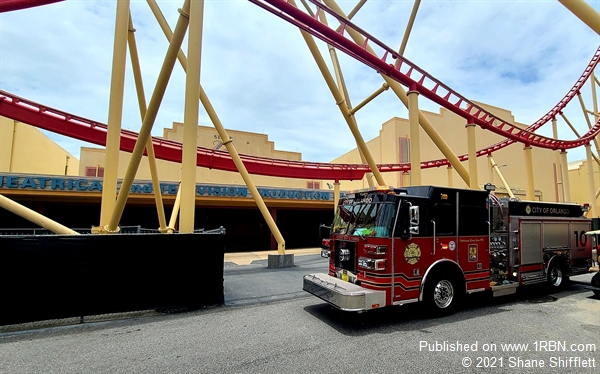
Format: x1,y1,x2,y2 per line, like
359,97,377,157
306,181,320,189
85,166,105,177
399,137,410,163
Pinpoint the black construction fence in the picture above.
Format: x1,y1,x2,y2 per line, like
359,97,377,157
0,228,225,326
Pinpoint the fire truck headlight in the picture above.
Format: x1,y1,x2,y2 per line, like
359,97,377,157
340,248,351,261
358,257,372,269
364,244,387,254
358,257,386,270
513,272,518,277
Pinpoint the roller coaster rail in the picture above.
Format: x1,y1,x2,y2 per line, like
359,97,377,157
251,0,600,151
1,0,599,180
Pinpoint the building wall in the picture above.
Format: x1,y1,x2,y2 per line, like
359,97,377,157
568,159,600,208
329,102,559,201
78,124,317,189
0,117,79,176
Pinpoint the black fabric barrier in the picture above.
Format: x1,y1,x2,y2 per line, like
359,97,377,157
0,232,225,325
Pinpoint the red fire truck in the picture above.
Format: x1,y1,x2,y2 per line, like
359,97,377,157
304,185,597,316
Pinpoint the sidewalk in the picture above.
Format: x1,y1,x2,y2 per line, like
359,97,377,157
224,247,321,265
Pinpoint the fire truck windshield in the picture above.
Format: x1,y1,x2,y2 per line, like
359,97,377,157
332,202,396,238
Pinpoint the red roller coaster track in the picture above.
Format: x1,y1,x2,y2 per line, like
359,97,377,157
0,0,62,13
1,0,599,181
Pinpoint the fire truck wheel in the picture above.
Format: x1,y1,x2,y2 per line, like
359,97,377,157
547,262,569,289
424,274,461,317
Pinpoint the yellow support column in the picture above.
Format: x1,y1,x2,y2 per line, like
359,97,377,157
466,121,478,189
524,145,535,200
333,181,340,215
147,1,288,263
0,194,79,235
97,0,130,233
558,0,600,35
586,143,598,217
552,117,563,202
167,182,182,233
107,0,191,232
127,14,168,232
489,156,515,199
322,0,470,186
487,154,494,185
447,166,453,187
179,0,204,233
292,1,385,186
560,150,572,202
408,88,421,186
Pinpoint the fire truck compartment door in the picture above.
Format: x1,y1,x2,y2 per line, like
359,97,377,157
303,273,386,312
521,222,542,265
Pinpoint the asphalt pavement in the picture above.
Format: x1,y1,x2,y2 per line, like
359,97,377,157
223,248,325,306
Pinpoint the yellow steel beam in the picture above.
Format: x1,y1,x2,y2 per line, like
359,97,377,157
107,0,191,232
408,89,421,185
396,0,421,59
466,122,478,189
560,112,600,165
560,150,572,202
127,13,168,232
179,0,204,233
0,194,79,235
489,156,515,199
348,83,390,116
587,143,599,216
333,181,340,214
558,0,600,35
147,0,286,252
322,0,471,186
577,92,600,155
307,0,379,187
552,117,564,202
291,0,386,186
98,0,131,232
524,146,535,200
168,182,182,233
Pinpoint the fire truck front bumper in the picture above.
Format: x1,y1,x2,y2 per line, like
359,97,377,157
303,273,386,312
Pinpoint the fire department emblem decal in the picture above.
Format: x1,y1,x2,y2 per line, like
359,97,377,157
525,204,532,215
404,243,421,265
468,244,478,262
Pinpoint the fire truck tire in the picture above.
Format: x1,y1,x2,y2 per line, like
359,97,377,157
547,262,569,289
424,273,462,317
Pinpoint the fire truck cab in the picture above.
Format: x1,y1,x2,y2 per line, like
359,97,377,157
303,185,594,316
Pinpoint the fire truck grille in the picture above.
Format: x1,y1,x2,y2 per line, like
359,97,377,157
334,240,356,272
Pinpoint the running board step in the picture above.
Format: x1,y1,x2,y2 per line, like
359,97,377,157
491,282,519,297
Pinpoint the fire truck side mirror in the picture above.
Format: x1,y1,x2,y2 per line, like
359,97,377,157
398,202,419,240
409,206,420,235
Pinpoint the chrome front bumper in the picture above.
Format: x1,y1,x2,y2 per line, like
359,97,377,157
303,273,386,312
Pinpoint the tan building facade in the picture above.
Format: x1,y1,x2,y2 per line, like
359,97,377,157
78,123,323,189
1,116,79,176
568,159,600,208
330,102,561,202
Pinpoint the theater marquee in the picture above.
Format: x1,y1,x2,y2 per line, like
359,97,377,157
0,174,333,201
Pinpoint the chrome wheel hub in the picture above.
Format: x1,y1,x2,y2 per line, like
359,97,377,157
433,280,454,309
550,267,563,287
